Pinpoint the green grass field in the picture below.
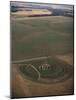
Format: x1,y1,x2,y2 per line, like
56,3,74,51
11,16,73,60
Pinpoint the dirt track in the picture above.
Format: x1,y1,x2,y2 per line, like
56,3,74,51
12,56,51,63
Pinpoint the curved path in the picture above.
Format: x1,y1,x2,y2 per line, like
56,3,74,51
27,64,40,80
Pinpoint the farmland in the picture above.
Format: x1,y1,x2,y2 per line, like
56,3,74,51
11,14,74,98
11,9,52,17
11,16,73,61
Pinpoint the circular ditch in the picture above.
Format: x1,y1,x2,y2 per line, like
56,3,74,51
19,58,73,83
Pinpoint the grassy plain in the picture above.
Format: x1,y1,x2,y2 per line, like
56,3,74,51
11,16,73,60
